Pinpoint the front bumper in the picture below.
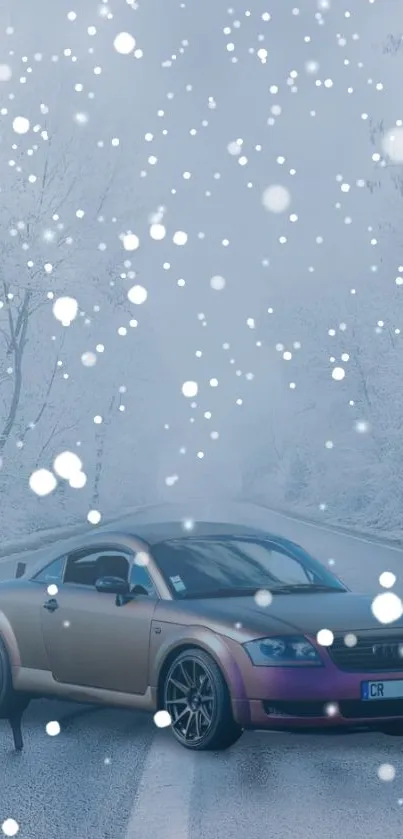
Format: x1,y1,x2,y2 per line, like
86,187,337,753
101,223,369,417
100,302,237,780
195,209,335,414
227,647,403,730
233,697,403,730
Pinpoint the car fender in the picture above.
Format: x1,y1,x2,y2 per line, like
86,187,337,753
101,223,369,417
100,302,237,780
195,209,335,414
151,622,249,702
0,610,21,669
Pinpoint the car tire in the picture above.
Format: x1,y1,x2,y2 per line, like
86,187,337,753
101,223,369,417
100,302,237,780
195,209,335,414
163,648,243,752
0,637,29,720
382,721,403,736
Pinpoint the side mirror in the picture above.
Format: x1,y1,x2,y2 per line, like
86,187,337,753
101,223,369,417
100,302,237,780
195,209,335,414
131,584,148,596
95,575,130,595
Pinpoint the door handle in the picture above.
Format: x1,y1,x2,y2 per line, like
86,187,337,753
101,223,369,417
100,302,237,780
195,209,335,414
43,598,59,612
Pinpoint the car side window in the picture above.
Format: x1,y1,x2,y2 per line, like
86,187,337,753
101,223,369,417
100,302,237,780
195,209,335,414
63,549,131,587
129,561,158,597
32,555,66,585
63,549,101,586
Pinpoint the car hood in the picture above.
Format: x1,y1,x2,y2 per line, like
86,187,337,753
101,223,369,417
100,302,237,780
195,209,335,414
174,591,402,639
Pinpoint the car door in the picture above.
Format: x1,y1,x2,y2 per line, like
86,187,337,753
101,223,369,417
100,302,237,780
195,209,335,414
40,546,158,695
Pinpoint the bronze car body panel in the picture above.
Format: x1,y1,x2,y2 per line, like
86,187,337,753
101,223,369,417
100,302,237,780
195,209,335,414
0,532,167,696
149,614,248,702
13,666,155,710
0,580,49,670
41,586,157,694
161,591,393,640
0,526,260,705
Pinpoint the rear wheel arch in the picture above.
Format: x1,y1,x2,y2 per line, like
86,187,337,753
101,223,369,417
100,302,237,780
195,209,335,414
0,636,31,731
0,635,19,717
0,613,21,670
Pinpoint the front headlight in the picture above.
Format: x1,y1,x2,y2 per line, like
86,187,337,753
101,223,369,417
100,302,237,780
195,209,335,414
243,636,322,666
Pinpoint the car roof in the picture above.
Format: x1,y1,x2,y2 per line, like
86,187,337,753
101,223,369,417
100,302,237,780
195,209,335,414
13,516,301,581
118,520,286,546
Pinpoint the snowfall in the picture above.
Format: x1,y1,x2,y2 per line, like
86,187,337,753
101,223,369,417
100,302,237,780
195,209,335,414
0,0,402,547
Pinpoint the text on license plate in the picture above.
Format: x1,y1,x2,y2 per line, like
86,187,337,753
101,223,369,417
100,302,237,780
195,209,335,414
361,679,403,700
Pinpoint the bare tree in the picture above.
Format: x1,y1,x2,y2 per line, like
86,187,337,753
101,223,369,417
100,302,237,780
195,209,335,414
91,393,117,509
0,285,32,453
0,116,124,461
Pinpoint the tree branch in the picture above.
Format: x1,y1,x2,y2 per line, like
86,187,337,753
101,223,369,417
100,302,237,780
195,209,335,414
91,393,116,506
36,420,76,464
0,290,31,451
19,334,65,444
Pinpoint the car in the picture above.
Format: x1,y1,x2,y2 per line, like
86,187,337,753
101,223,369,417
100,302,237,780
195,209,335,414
1,518,403,752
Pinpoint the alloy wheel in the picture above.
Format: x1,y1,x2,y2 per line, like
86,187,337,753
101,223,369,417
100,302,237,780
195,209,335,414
165,656,216,745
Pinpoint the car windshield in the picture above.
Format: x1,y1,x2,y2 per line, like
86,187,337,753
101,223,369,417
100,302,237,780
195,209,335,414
151,536,345,599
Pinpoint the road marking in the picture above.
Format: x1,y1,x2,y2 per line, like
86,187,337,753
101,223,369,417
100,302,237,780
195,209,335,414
125,729,194,839
262,506,403,554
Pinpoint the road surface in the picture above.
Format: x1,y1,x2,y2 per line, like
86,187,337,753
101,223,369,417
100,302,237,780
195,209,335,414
1,508,403,839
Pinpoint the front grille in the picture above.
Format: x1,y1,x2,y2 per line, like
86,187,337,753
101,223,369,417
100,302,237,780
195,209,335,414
339,700,403,719
263,701,328,717
328,634,403,672
262,699,403,720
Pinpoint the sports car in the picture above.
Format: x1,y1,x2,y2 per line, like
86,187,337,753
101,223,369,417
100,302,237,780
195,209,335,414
1,518,403,752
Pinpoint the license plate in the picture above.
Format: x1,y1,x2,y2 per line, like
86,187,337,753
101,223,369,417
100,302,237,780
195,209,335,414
362,679,403,700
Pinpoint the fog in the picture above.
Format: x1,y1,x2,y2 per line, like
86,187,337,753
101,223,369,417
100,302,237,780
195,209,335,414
0,0,402,540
